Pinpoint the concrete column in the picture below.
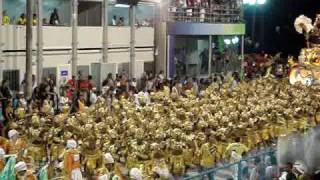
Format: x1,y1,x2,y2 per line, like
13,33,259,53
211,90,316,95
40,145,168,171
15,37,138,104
26,0,34,99
208,35,212,76
0,0,3,81
154,2,160,74
241,35,245,79
71,0,78,77
36,0,43,84
102,0,108,63
129,5,136,79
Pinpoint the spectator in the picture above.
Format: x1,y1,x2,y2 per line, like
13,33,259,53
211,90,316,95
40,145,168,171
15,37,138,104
89,87,98,105
102,73,114,88
192,77,199,95
240,152,250,179
129,78,138,93
184,77,193,90
171,80,181,98
146,76,154,92
112,15,117,26
279,163,297,180
141,71,148,90
2,11,10,25
87,75,94,91
117,17,125,26
49,8,60,25
20,74,36,92
32,87,41,101
158,70,165,83
14,92,27,110
32,14,37,25
265,156,279,180
0,80,12,125
67,76,77,90
250,157,265,180
43,18,48,25
231,72,241,89
17,13,26,25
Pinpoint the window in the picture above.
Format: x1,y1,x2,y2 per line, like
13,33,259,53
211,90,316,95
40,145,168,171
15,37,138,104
3,70,20,91
173,36,209,77
78,1,102,26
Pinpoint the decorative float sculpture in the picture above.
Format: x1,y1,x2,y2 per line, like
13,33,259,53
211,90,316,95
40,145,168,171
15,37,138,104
290,14,320,86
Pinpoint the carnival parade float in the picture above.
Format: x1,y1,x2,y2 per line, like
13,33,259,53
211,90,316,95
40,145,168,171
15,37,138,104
290,14,320,86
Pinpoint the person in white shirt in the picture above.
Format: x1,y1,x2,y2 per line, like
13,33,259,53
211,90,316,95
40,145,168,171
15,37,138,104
265,156,279,180
112,15,117,26
200,8,206,22
90,88,98,105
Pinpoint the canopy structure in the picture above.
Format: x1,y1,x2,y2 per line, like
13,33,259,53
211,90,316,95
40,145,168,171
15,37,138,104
117,0,140,5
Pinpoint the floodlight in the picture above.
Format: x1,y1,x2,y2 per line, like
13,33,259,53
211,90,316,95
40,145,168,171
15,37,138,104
244,0,256,5
232,37,239,44
224,39,231,45
115,4,130,8
257,0,266,5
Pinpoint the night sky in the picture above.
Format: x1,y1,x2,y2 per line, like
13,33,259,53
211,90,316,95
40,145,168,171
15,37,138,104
244,0,320,56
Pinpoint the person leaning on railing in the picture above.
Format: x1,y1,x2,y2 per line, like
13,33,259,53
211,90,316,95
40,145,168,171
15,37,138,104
17,13,27,25
2,11,10,25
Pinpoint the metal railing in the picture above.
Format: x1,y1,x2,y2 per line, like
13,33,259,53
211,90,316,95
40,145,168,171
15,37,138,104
167,6,243,24
183,149,277,180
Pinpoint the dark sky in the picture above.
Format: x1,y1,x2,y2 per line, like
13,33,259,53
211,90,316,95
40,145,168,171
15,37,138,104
244,0,320,56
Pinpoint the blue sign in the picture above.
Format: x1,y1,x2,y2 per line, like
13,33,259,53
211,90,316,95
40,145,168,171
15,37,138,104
61,70,68,76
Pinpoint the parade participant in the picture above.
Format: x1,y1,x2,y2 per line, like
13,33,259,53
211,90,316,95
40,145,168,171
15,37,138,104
130,168,143,180
15,161,37,180
64,139,83,180
96,153,115,180
148,143,170,179
169,142,185,177
199,134,217,169
15,161,28,179
82,135,103,179
7,129,27,156
0,148,5,171
0,136,9,153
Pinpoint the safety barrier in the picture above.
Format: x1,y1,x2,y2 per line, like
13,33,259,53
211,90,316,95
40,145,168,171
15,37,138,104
183,149,277,180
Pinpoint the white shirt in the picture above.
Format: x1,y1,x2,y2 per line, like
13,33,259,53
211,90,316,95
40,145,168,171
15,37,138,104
19,98,27,109
90,92,98,104
112,19,117,26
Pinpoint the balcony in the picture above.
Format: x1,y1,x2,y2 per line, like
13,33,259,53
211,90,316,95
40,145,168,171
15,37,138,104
167,6,243,24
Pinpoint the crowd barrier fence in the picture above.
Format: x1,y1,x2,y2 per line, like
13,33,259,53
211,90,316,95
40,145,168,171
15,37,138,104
183,149,277,180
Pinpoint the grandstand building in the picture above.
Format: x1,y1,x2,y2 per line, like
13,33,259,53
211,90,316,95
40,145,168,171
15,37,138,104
0,0,245,91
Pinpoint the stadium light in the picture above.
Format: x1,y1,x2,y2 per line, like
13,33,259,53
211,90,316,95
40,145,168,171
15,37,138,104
115,4,130,8
244,0,256,5
257,0,266,5
244,0,266,5
224,39,231,45
232,37,240,44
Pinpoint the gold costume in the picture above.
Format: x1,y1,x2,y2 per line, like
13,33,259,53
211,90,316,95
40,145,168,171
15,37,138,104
0,76,318,178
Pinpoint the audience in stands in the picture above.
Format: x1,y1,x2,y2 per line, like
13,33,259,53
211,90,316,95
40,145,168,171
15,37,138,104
169,0,242,23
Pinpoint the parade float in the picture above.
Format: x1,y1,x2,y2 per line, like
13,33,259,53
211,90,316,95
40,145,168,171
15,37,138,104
289,14,320,86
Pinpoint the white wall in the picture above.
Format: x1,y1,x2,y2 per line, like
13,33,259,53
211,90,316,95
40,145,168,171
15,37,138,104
0,25,155,82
